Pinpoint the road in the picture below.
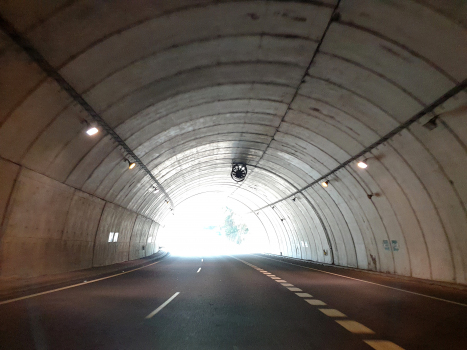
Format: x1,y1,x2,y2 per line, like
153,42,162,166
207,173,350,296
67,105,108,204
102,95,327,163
1,254,466,349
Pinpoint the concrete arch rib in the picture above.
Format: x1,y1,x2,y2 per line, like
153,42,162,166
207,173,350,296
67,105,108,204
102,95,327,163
1,0,467,287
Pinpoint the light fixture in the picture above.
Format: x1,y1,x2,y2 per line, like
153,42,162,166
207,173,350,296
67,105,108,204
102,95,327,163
86,126,98,136
82,120,99,136
148,186,158,193
321,180,329,188
124,158,136,169
357,160,368,169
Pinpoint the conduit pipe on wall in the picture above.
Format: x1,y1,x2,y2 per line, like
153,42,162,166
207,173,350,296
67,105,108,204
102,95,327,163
253,79,467,213
0,15,174,208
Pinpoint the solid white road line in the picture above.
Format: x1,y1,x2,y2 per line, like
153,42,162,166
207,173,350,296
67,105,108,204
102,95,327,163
0,260,163,306
145,292,180,319
197,268,201,273
257,255,467,307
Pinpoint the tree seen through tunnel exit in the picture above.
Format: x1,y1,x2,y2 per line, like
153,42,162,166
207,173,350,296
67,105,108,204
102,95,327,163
222,207,249,244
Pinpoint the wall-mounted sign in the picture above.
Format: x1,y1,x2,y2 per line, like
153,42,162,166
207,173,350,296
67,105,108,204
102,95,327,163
383,240,390,251
383,239,400,251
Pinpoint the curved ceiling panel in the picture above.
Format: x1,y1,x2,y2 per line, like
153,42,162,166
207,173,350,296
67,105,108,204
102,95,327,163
0,0,466,284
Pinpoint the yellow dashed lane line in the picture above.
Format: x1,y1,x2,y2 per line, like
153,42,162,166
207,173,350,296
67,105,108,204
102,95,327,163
233,256,407,350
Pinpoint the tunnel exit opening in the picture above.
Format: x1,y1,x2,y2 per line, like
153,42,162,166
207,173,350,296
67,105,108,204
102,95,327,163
157,193,268,257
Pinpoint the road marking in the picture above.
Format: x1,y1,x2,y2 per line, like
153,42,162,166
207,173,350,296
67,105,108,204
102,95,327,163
336,320,375,334
145,292,180,319
364,340,405,350
305,299,325,305
257,255,467,307
197,268,201,273
318,308,346,317
268,275,276,277
288,287,302,292
0,260,163,305
234,256,405,350
295,293,313,298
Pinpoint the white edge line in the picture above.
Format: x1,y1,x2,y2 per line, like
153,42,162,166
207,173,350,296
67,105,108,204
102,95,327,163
197,267,201,273
256,255,467,307
0,260,163,306
145,292,180,319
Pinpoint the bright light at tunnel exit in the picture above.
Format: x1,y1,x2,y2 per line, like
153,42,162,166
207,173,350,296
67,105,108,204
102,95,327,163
157,194,268,257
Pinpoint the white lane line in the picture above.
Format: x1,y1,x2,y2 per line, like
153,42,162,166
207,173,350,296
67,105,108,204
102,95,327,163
288,287,302,292
0,260,163,306
257,255,467,307
305,299,326,305
281,283,294,287
336,320,375,334
145,292,180,319
197,268,201,273
275,280,287,283
271,277,281,280
318,308,347,317
295,293,313,298
364,340,405,350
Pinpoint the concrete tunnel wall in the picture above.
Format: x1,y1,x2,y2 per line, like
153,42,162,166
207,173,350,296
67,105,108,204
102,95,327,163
0,0,467,284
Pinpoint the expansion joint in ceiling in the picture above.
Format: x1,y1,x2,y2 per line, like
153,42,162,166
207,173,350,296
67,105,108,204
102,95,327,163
229,0,342,198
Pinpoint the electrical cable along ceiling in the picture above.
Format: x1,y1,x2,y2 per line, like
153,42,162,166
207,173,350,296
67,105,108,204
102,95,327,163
0,0,467,284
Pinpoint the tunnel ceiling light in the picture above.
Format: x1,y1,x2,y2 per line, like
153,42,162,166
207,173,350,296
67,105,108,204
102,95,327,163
124,158,136,169
86,126,99,136
357,160,368,169
321,180,329,188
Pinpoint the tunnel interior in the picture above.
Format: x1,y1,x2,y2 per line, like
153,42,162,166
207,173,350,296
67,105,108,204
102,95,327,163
0,0,467,285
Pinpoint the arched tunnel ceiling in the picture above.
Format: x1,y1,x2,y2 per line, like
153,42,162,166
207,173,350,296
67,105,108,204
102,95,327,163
1,1,467,283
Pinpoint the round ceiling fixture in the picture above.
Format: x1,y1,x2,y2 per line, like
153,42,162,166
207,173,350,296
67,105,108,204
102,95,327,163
231,163,247,182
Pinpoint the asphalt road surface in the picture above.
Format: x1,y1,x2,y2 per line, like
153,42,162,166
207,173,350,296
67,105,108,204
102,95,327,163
1,254,466,349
